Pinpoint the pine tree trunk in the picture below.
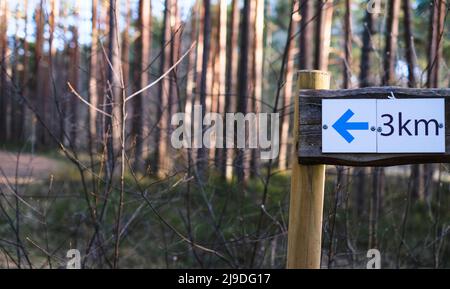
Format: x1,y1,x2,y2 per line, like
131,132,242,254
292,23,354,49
343,0,352,89
298,0,314,69
88,0,99,150
225,0,240,180
250,0,264,177
169,1,181,118
403,0,422,201
122,0,130,95
157,0,176,177
427,0,440,88
314,0,334,71
356,7,377,217
10,4,25,143
427,0,446,88
184,1,199,174
402,0,417,88
236,0,250,183
209,5,219,162
168,0,181,167
424,0,446,203
369,167,382,249
34,0,45,149
69,1,80,148
216,0,228,176
0,1,8,143
47,0,58,145
21,0,30,143
243,0,255,180
132,0,152,172
359,8,376,87
196,0,211,180
105,0,120,177
382,0,400,85
278,0,299,171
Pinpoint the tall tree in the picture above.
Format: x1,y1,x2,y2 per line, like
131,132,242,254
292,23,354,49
206,5,217,122
369,167,382,249
370,0,400,250
224,0,240,180
403,0,417,88
107,0,125,269
47,0,59,144
192,1,204,170
196,0,211,179
105,0,120,181
298,0,314,69
169,1,181,122
209,3,220,162
184,1,199,175
427,0,446,88
88,0,99,149
359,5,376,87
343,0,352,89
382,0,400,85
250,0,264,177
423,0,446,205
20,0,30,143
314,0,334,71
355,4,377,218
214,0,228,174
242,0,255,180
10,3,21,143
68,1,80,147
236,0,250,182
157,0,176,177
0,0,8,142
403,0,423,200
278,0,299,171
132,0,152,172
122,0,131,95
34,0,45,148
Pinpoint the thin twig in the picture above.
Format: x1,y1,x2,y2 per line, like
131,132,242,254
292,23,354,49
125,42,196,103
67,82,112,117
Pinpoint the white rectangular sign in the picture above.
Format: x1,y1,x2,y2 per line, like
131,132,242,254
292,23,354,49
322,99,445,153
322,99,377,153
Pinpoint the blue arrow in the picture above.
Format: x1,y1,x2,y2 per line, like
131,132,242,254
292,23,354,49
332,109,369,143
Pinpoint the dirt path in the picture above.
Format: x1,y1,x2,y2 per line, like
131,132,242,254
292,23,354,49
0,150,60,185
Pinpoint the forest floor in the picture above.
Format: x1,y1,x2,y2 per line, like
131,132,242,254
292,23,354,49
0,150,60,186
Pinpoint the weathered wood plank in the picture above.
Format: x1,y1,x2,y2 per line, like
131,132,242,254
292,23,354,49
298,87,450,166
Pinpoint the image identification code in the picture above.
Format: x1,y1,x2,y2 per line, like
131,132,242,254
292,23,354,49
177,273,271,287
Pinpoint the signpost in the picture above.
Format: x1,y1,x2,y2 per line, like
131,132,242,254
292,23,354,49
287,72,450,269
287,70,329,269
297,87,450,166
322,99,445,153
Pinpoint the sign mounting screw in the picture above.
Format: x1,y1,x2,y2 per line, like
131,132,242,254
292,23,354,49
377,127,382,132
439,123,444,129
370,126,376,131
323,124,328,130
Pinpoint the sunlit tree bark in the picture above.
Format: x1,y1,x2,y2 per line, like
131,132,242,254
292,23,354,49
382,0,400,85
314,0,334,71
224,0,239,180
278,0,299,171
0,0,8,142
132,0,152,172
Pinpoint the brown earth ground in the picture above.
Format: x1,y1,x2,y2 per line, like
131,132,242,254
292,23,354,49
0,150,60,186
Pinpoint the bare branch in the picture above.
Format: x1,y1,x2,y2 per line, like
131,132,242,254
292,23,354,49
125,42,196,103
67,82,112,118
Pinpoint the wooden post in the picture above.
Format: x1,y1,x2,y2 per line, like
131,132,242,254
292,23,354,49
287,70,330,269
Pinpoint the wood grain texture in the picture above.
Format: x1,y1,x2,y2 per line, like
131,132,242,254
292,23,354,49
287,70,329,269
298,87,450,166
